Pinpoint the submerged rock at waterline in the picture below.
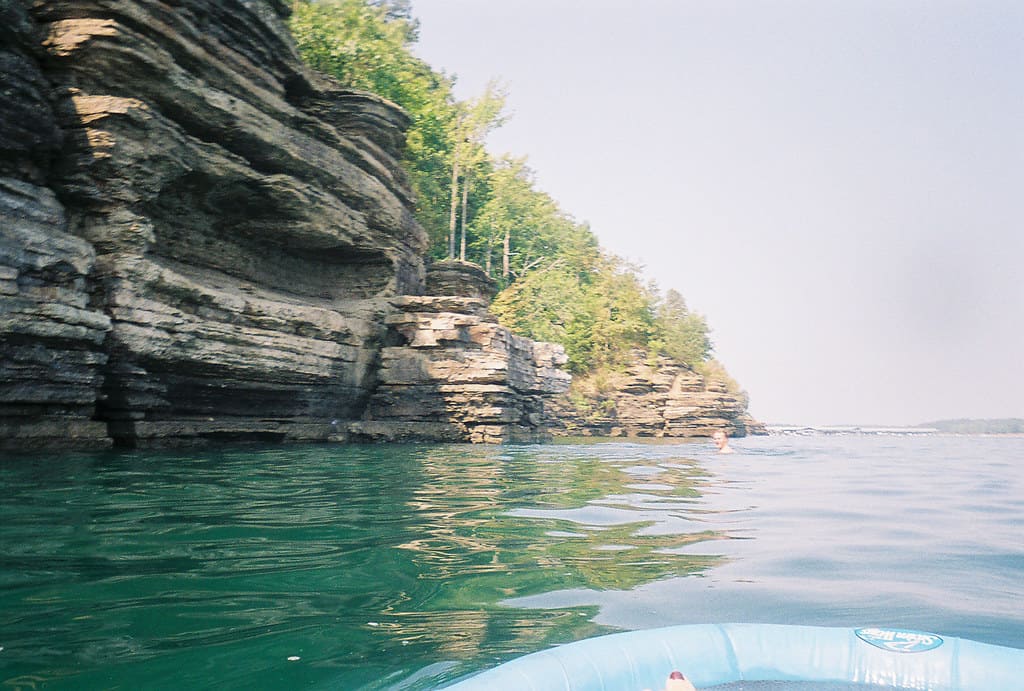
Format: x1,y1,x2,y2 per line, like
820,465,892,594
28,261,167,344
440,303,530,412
0,0,566,450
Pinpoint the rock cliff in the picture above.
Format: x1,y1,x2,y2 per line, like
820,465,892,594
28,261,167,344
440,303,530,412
1,2,113,449
0,0,567,450
353,291,570,444
548,351,766,438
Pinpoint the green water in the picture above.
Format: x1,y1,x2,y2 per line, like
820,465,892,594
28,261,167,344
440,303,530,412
1,443,721,689
3,436,1023,690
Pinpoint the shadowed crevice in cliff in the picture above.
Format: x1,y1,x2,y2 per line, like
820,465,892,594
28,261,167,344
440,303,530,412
148,171,395,300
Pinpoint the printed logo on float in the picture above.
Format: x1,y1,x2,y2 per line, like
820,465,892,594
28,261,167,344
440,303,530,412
855,627,944,653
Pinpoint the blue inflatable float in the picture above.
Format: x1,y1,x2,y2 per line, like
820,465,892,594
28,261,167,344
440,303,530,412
441,623,1024,690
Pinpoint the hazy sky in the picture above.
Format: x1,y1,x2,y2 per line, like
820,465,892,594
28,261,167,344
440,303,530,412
410,0,1023,425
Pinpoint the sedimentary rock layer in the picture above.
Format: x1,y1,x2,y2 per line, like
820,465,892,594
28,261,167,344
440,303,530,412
2,0,755,449
549,351,765,438
0,178,113,450
354,295,571,443
1,0,568,449
424,259,499,302
1,3,112,450
26,0,429,447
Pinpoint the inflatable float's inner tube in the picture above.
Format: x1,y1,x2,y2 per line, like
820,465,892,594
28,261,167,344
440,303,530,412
707,684,904,690
705,684,912,690
441,624,1024,690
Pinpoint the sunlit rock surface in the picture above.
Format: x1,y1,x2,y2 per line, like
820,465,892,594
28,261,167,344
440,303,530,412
0,0,567,449
354,294,570,443
549,351,765,438
424,259,499,302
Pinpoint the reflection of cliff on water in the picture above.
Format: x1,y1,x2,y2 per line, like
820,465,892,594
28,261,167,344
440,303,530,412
0,443,732,690
387,444,731,666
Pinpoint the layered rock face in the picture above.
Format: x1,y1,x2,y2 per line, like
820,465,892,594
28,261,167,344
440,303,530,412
423,259,499,302
353,293,570,444
549,351,765,438
1,0,566,449
1,3,112,450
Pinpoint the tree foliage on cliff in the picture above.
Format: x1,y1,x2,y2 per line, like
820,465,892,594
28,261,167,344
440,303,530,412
290,0,457,244
288,0,723,377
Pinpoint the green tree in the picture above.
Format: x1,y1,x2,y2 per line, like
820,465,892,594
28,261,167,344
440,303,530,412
289,1,728,389
290,0,458,250
474,157,543,278
447,82,507,259
493,250,657,373
650,289,712,365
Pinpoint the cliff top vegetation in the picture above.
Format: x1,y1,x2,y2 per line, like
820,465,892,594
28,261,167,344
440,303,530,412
289,0,740,389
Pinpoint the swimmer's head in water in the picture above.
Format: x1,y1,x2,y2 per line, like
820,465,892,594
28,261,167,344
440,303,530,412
712,430,734,453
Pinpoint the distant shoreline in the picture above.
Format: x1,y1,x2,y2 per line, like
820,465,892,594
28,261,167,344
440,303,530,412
767,424,1024,437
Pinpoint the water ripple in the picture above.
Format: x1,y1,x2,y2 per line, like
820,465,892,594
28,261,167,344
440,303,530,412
2,436,1022,690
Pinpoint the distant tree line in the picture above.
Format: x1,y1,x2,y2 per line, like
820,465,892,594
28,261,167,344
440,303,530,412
289,0,737,384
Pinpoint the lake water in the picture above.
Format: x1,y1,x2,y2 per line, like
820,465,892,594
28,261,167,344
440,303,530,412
1,435,1021,690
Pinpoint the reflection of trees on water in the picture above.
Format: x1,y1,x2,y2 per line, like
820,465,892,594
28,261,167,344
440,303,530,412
376,446,731,668
0,445,732,690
